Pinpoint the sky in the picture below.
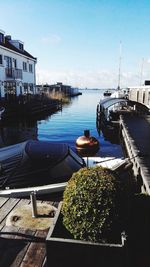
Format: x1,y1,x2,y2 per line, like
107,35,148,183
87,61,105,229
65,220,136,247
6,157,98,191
1,0,150,88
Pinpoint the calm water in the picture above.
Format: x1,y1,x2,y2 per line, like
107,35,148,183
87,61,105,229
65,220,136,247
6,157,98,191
37,89,123,158
0,90,123,158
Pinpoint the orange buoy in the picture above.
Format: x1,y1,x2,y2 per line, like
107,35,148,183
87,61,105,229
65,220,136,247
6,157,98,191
76,130,99,156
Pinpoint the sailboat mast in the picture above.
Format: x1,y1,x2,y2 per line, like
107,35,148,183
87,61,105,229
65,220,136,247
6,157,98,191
117,41,122,90
140,58,144,86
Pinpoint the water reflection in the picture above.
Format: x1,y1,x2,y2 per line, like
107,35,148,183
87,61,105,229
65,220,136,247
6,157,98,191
0,119,38,148
96,118,120,145
0,95,73,148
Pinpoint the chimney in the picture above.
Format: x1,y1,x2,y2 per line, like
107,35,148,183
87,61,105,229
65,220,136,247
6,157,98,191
5,35,11,41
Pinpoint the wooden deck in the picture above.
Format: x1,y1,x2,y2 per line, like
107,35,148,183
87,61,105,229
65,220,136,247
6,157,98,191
0,196,58,267
120,114,150,194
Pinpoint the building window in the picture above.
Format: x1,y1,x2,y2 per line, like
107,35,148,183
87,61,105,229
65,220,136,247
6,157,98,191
0,55,2,65
23,62,27,71
24,83,28,93
4,81,16,95
19,43,24,51
29,64,33,72
13,58,17,68
29,83,33,92
0,33,4,43
4,56,12,68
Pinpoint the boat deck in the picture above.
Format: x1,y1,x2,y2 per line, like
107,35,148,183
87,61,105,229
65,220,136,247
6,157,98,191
0,196,58,267
83,156,124,169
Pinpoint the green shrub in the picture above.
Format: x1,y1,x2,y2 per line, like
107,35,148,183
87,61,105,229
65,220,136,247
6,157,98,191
62,166,120,242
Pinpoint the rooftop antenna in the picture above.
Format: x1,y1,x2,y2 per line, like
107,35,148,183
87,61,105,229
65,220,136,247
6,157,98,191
117,41,122,90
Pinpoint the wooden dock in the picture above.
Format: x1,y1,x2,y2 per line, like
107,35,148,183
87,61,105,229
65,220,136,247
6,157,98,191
120,114,150,194
0,94,62,121
0,196,58,267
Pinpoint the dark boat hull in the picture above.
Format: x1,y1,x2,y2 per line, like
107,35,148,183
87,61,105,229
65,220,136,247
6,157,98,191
0,140,85,191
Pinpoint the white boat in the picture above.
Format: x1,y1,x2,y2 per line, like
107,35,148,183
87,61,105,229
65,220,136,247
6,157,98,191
103,90,112,97
110,88,129,99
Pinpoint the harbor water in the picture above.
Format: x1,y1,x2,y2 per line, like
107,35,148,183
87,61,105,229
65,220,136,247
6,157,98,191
0,89,123,158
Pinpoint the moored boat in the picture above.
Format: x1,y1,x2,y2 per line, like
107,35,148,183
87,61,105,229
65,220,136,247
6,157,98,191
0,140,85,194
110,88,129,99
0,155,127,198
0,139,129,198
103,90,112,96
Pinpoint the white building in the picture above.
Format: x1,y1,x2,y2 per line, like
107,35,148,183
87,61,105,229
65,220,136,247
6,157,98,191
0,29,37,98
128,85,150,109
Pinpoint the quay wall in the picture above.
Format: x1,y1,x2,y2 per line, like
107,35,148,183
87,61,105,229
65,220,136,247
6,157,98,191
120,115,150,195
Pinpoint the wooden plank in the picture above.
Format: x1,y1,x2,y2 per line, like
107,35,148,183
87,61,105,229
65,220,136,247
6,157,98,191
0,198,20,225
0,224,19,238
10,228,36,267
0,196,9,207
0,198,57,267
0,198,30,230
0,225,24,267
20,230,48,267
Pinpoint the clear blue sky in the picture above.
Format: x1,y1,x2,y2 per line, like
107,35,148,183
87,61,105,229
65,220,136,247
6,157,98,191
1,0,150,88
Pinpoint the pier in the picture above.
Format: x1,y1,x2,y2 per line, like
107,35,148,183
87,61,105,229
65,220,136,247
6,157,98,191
120,114,150,194
97,97,150,194
0,196,58,267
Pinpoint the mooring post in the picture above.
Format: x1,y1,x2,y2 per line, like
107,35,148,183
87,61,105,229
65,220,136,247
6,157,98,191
30,191,38,218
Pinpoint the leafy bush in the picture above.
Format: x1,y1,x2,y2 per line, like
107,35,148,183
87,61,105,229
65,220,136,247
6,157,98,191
62,166,120,242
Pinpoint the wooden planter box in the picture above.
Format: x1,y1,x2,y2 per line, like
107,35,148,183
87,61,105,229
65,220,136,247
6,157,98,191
46,202,128,267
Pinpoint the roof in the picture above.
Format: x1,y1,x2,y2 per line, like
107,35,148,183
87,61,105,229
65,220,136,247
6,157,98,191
128,86,150,90
0,38,36,60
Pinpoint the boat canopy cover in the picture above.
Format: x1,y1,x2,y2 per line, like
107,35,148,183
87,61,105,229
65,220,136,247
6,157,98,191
99,97,149,112
0,140,85,189
100,98,129,110
25,141,69,164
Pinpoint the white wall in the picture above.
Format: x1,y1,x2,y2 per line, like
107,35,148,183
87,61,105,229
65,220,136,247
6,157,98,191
129,86,150,108
0,45,36,97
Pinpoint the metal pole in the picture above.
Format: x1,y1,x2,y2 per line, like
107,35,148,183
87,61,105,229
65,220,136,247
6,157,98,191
140,58,144,86
118,41,122,90
30,191,38,218
87,157,89,168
